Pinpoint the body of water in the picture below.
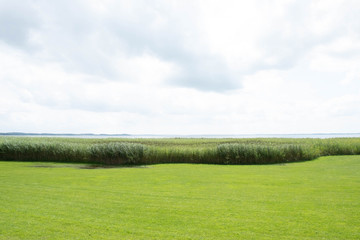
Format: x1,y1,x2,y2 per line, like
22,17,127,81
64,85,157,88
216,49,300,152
1,133,360,139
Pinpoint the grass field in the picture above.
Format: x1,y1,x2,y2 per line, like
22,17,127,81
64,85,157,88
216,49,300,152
1,155,359,239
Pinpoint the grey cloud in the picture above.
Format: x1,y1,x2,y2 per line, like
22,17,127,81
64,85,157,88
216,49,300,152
113,21,238,90
171,56,238,91
248,1,360,73
0,1,40,49
107,4,239,91
3,0,360,93
1,0,238,92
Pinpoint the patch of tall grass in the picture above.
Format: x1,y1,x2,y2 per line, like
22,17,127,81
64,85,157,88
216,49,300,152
216,143,316,164
89,143,147,164
0,140,88,163
144,147,217,164
1,137,360,165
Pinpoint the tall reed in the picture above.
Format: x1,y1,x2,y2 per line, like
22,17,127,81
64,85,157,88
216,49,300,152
0,140,88,162
89,143,147,164
1,137,360,165
216,143,317,164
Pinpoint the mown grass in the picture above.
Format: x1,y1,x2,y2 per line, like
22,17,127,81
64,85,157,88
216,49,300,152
1,156,359,239
1,137,360,165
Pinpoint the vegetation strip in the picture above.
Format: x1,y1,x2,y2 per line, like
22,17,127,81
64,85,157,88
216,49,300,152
1,137,360,165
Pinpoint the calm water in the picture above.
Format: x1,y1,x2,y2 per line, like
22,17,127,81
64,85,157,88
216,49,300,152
2,133,360,139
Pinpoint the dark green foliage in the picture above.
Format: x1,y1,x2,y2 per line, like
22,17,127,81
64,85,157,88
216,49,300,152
144,147,217,164
314,140,360,156
0,140,88,163
89,143,147,164
1,137,360,165
216,144,317,164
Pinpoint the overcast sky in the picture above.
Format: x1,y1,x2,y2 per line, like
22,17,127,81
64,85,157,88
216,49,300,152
1,0,360,134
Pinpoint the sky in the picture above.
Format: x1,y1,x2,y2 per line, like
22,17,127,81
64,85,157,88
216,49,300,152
1,0,360,135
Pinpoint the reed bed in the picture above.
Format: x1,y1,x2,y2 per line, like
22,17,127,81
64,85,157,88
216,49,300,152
1,137,360,165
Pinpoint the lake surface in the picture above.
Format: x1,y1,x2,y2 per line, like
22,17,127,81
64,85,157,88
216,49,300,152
2,133,360,139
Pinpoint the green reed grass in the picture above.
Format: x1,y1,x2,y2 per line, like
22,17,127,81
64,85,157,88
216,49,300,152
89,142,147,164
1,137,360,165
0,140,88,163
216,143,316,164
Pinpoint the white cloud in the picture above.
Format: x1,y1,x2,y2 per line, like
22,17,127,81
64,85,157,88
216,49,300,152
1,0,360,134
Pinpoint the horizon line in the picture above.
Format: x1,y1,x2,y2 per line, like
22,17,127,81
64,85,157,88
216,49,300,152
1,132,360,136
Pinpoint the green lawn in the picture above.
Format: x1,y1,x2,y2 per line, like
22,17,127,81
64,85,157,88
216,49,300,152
1,156,359,239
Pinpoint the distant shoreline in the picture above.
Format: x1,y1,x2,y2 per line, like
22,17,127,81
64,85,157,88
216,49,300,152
0,132,131,136
1,132,360,139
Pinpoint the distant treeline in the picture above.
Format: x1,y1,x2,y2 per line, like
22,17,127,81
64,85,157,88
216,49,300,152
1,137,360,165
